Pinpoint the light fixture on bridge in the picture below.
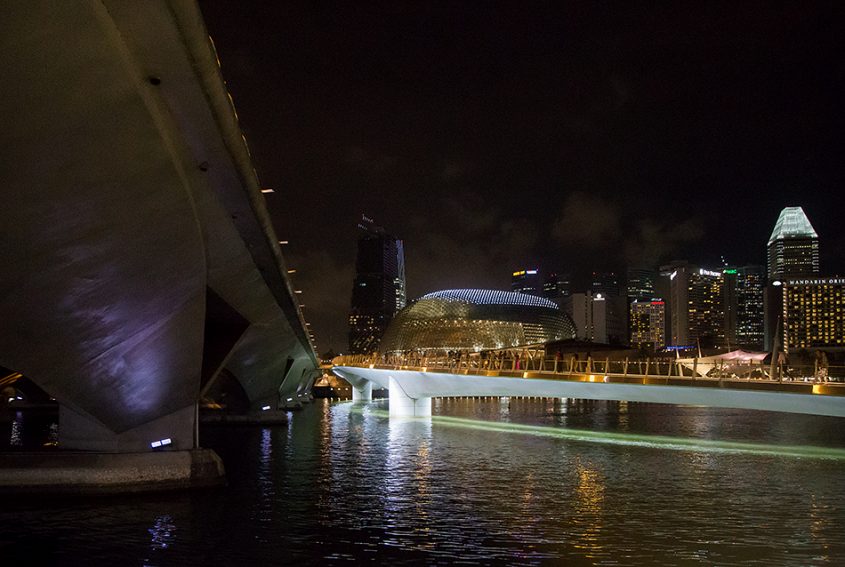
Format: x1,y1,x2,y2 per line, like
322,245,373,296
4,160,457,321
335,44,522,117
287,269,297,274
261,188,275,193
295,290,302,294
150,438,172,449
261,405,271,411
278,240,289,245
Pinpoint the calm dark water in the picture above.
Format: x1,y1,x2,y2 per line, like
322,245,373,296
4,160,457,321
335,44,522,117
3,398,845,565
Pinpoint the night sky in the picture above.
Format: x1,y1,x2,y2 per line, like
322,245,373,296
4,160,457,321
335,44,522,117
199,1,845,353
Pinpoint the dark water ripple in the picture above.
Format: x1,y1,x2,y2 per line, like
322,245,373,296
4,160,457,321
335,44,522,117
3,398,845,565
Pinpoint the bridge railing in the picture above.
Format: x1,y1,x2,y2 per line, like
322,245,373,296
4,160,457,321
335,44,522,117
333,351,845,383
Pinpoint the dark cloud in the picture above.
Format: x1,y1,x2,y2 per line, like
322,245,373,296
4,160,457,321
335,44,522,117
552,191,621,248
342,146,398,176
406,193,538,297
624,219,706,268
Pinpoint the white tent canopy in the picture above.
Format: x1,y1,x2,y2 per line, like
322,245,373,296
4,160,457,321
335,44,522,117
678,349,768,378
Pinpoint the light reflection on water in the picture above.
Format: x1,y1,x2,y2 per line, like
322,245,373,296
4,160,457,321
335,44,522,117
3,398,845,565
9,412,23,447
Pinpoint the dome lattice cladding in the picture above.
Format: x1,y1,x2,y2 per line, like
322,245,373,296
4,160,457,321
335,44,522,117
380,289,576,353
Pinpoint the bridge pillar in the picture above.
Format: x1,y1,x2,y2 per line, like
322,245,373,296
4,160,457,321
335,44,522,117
352,381,373,402
59,404,195,452
388,376,431,417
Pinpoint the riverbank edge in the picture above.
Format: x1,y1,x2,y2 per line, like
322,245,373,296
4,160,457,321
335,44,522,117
0,448,225,495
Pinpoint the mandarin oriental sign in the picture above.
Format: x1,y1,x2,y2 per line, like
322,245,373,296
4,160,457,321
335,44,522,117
786,278,845,286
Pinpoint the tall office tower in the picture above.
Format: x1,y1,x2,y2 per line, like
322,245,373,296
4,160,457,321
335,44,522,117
767,206,820,281
511,268,542,296
562,291,627,344
781,277,845,353
730,265,765,349
655,265,678,348
668,264,726,347
348,218,406,354
629,299,666,351
591,271,621,297
626,267,657,346
543,272,571,305
722,268,738,347
626,268,657,301
765,206,820,349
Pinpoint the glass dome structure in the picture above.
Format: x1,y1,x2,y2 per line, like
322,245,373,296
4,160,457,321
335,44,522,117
379,289,576,353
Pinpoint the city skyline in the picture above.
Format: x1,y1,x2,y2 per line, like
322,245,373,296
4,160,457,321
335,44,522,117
337,205,831,353
198,2,845,352
6,6,845,563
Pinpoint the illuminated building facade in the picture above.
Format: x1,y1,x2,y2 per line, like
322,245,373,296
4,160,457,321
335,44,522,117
669,264,726,347
348,219,406,354
379,289,576,353
767,206,820,281
732,265,765,349
765,206,820,349
629,299,666,351
511,268,542,296
782,277,845,353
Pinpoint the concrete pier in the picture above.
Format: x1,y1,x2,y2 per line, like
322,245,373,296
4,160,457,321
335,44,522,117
0,449,225,495
352,381,373,402
388,377,432,417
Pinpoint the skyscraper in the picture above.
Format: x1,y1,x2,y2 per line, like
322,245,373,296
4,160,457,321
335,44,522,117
591,271,621,297
767,206,819,281
543,272,571,305
629,299,666,351
626,268,657,301
668,264,726,347
731,265,765,349
511,268,542,296
562,291,627,344
765,206,820,349
348,218,406,354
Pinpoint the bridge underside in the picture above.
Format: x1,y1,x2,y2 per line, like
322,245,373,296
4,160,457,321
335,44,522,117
1,2,316,451
333,367,845,418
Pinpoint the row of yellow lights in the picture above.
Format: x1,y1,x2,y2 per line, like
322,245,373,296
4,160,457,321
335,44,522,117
215,38,315,352
261,193,314,347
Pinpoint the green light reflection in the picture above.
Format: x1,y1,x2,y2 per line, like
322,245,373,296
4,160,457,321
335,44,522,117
347,404,845,460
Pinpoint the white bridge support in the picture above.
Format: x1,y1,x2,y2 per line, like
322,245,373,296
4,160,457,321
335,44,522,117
352,381,373,402
388,377,431,417
331,368,430,415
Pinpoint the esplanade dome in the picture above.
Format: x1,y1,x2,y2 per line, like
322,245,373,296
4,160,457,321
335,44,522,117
379,289,576,354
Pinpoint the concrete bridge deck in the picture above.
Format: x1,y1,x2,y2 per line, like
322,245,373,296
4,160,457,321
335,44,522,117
333,354,845,418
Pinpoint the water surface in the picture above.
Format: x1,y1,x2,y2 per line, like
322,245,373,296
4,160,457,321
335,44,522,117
2,398,845,565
